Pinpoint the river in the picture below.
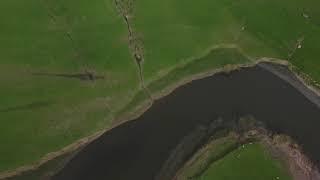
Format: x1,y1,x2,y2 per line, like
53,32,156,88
53,62,320,180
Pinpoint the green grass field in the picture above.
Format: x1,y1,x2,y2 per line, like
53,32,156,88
0,0,140,172
0,0,319,175
198,143,292,180
134,0,320,84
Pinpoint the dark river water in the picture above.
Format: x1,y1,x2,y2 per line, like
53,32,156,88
53,63,320,180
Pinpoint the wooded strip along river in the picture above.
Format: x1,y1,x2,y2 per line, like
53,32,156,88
53,62,320,180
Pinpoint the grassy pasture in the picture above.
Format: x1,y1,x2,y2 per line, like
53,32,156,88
133,0,320,83
0,0,320,174
0,0,140,172
198,143,291,180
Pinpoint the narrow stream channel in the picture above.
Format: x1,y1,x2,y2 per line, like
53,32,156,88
53,63,320,180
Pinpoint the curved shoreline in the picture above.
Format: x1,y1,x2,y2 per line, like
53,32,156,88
1,59,319,179
259,130,320,180
257,60,320,107
174,127,320,180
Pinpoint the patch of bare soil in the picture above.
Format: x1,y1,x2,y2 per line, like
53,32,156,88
245,128,320,180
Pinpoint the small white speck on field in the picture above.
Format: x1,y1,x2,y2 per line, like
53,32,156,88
302,13,309,19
